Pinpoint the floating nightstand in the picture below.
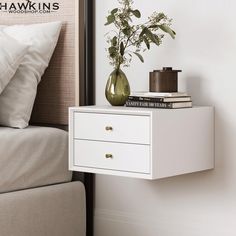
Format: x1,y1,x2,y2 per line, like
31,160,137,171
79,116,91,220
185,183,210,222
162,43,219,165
69,106,214,180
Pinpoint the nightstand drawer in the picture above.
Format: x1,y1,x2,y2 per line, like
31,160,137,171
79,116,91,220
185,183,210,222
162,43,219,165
74,140,150,174
74,112,150,144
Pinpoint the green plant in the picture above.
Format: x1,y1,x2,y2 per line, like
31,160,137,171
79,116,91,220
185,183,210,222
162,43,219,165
105,0,176,70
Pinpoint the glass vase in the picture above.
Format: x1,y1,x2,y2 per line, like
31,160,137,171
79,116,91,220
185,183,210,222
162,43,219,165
105,68,130,106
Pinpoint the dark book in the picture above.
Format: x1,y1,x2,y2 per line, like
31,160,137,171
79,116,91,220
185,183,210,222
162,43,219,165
128,95,191,103
125,100,193,109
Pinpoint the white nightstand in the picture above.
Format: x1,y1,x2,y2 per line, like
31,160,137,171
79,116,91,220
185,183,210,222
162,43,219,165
69,106,214,179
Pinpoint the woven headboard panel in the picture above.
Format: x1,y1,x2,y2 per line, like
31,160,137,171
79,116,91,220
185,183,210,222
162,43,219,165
0,0,79,125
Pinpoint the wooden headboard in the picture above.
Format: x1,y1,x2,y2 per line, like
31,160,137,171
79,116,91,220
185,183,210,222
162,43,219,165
0,0,79,125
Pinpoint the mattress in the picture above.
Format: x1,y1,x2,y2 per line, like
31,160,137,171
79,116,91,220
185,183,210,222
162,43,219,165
0,126,72,193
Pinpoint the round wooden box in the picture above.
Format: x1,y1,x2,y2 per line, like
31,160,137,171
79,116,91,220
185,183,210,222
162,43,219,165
149,67,182,92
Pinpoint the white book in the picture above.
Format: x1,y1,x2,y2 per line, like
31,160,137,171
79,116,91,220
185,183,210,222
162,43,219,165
130,91,188,98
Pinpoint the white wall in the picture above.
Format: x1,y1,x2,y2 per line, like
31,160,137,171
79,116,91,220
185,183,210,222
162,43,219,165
95,1,236,235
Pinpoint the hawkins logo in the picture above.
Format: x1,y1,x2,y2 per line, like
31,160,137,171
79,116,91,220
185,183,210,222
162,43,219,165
0,0,60,14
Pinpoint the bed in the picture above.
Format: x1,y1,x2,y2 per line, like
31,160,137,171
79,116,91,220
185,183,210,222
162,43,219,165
0,126,71,194
0,0,94,235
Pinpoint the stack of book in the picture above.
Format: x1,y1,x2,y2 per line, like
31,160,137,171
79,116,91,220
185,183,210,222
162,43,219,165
125,92,192,109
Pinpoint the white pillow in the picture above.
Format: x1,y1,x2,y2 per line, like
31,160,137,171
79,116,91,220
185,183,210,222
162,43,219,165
0,21,62,128
0,31,28,94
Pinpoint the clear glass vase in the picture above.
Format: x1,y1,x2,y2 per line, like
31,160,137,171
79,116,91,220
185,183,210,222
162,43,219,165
105,68,130,106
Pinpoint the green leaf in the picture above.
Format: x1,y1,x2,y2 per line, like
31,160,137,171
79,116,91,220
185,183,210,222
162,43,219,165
133,52,144,63
139,27,160,46
108,46,117,58
122,20,129,27
153,35,161,46
148,25,159,29
132,9,141,18
144,37,150,50
122,27,131,36
105,14,115,26
111,36,117,46
120,42,125,56
111,8,118,14
139,27,147,38
156,13,166,21
145,28,159,45
109,46,116,53
128,16,133,22
159,24,176,39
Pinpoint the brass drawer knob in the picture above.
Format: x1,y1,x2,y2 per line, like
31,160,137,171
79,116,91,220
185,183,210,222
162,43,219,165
105,154,113,159
105,126,113,131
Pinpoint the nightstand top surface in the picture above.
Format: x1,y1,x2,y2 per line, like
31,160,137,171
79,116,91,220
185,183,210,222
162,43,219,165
70,105,213,115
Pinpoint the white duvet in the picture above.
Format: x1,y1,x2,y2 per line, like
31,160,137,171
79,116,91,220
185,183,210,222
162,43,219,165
0,126,72,193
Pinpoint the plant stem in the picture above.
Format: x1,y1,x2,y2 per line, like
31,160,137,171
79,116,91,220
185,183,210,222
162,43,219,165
116,64,121,71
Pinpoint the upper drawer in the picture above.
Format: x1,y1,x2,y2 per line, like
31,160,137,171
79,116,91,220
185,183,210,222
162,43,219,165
73,112,150,144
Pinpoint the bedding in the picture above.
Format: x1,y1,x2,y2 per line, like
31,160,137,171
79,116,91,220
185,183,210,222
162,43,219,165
0,31,28,94
0,126,72,193
0,21,62,128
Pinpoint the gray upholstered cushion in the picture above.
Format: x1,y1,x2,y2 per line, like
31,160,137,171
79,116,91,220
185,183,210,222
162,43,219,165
0,182,86,236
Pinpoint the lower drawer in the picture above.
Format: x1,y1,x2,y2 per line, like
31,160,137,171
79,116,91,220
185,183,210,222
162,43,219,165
74,140,150,174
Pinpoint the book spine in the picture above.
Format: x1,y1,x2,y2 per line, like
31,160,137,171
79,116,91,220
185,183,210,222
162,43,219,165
128,96,165,102
126,100,173,108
